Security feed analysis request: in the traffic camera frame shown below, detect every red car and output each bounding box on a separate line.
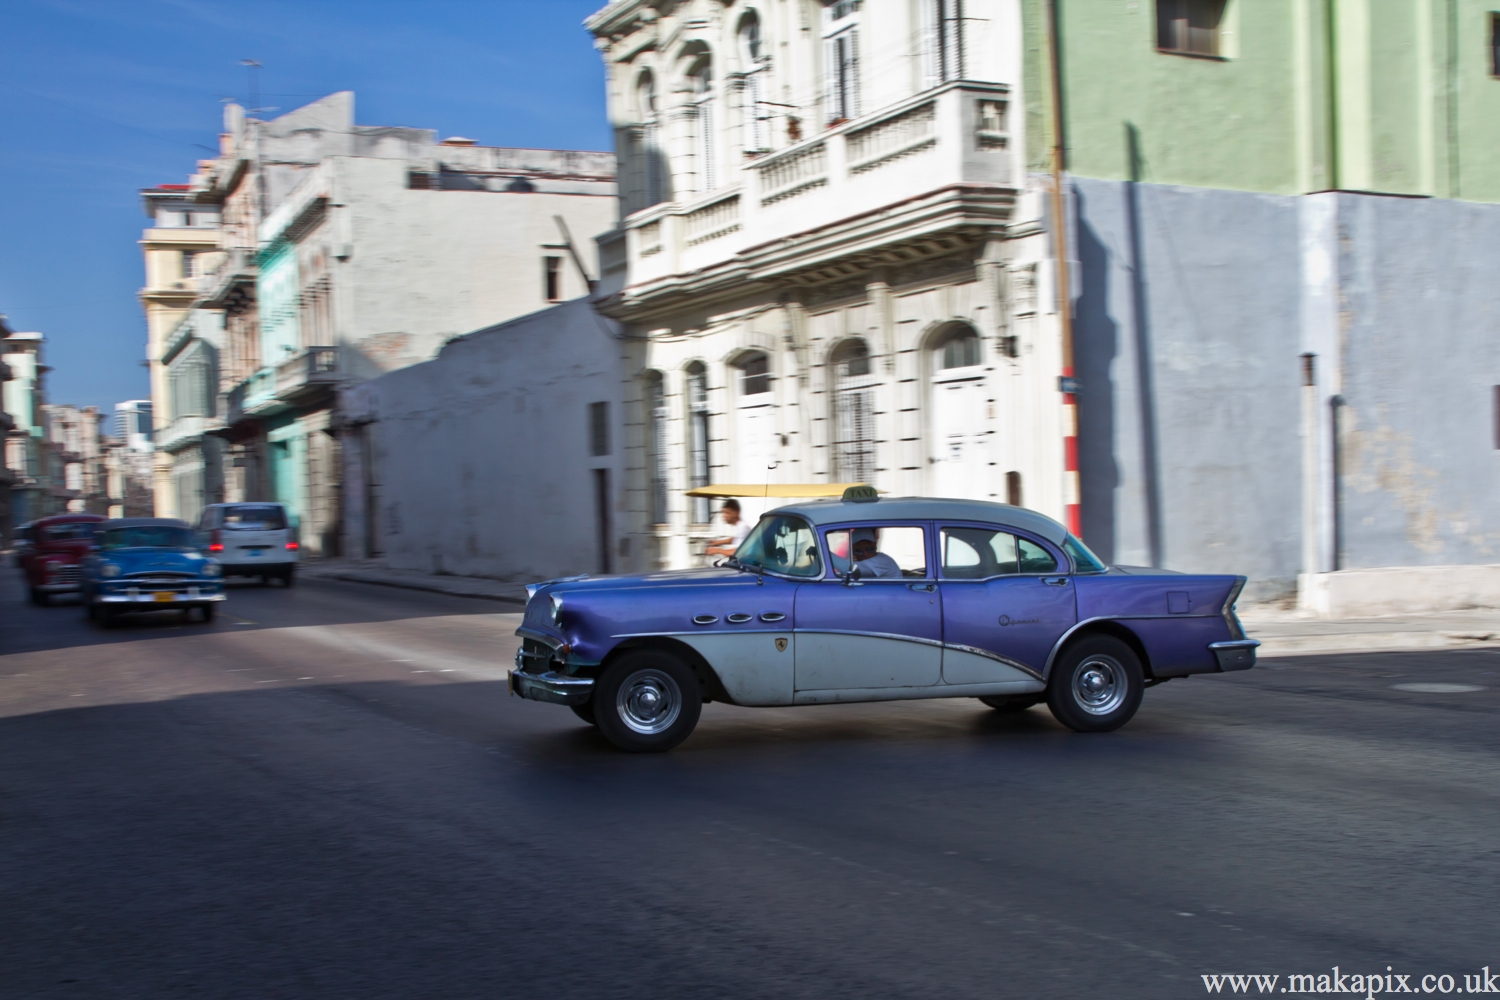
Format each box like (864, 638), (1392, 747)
(19, 513), (106, 606)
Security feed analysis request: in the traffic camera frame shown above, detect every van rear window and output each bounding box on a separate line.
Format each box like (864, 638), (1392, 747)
(222, 506), (287, 531)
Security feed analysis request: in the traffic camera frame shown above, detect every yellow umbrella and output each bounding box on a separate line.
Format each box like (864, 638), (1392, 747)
(684, 483), (883, 499)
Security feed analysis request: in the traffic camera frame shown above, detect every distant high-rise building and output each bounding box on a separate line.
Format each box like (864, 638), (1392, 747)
(113, 400), (154, 452)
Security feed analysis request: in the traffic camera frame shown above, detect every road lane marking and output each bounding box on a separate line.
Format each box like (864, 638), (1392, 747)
(1391, 683), (1485, 693)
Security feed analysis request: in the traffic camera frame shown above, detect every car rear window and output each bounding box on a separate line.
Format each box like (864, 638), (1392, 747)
(41, 523), (97, 543)
(221, 505), (287, 531)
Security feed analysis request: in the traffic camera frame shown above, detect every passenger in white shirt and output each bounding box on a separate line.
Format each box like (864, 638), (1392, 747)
(706, 499), (753, 559)
(851, 527), (903, 579)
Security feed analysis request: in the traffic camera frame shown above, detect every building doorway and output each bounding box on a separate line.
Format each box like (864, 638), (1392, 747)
(928, 324), (988, 500)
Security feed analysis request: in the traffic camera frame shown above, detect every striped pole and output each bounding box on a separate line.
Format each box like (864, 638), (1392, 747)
(1047, 0), (1082, 538)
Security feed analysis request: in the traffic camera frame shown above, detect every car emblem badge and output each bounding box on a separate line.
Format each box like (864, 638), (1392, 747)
(775, 637), (788, 653)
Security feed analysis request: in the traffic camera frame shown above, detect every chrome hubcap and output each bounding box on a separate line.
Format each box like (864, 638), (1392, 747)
(1072, 655), (1126, 715)
(617, 668), (682, 735)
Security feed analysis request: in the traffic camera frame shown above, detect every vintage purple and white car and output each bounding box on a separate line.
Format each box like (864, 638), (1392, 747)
(509, 494), (1259, 752)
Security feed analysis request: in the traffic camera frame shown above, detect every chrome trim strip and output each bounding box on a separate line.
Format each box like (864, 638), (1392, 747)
(941, 642), (1043, 680)
(508, 668), (595, 707)
(515, 625), (566, 649)
(1208, 639), (1260, 650)
(1042, 616), (1125, 681)
(692, 614), (719, 625)
(726, 613), (754, 623)
(759, 611), (787, 622)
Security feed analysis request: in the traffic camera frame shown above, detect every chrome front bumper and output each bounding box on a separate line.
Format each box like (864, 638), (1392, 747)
(37, 582), (81, 593)
(1208, 639), (1260, 671)
(97, 589), (227, 604)
(508, 665), (594, 706)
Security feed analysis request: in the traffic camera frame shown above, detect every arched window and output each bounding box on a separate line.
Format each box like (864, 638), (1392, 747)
(646, 371), (669, 525)
(935, 325), (981, 370)
(829, 339), (875, 484)
(736, 351), (772, 396)
(928, 323), (988, 499)
(685, 362), (711, 524)
(636, 71), (665, 208)
(688, 54), (717, 193)
(738, 11), (768, 153)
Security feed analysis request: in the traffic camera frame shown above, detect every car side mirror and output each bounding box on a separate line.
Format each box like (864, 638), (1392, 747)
(840, 566), (863, 587)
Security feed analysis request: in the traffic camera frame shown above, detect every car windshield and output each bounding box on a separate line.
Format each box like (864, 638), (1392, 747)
(221, 505), (287, 530)
(733, 515), (822, 578)
(102, 527), (195, 550)
(1063, 533), (1107, 573)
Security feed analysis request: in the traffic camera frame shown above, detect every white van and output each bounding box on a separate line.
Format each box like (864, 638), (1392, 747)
(196, 503), (299, 586)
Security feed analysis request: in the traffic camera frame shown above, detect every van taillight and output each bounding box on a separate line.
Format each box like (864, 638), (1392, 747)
(209, 529), (223, 553)
(285, 541), (299, 550)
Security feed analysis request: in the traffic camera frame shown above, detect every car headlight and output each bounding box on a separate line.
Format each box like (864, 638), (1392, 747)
(100, 562), (122, 579)
(550, 594), (564, 625)
(202, 561), (223, 578)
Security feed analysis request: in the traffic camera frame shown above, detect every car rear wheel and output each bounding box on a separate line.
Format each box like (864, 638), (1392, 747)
(1046, 635), (1144, 733)
(593, 650), (701, 753)
(281, 567), (296, 588)
(198, 603), (217, 623)
(978, 695), (1042, 713)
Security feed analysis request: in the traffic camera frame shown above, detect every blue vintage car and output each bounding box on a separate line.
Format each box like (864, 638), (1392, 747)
(80, 518), (226, 625)
(509, 495), (1259, 752)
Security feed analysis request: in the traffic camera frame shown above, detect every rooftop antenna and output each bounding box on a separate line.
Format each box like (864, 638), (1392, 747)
(241, 59), (262, 115)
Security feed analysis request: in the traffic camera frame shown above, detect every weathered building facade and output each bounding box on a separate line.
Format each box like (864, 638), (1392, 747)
(586, 0), (1073, 571)
(1030, 0), (1500, 604)
(137, 184), (223, 519)
(180, 93), (616, 555)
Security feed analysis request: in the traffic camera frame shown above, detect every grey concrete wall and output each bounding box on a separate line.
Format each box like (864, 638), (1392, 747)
(1072, 178), (1500, 600)
(335, 156), (617, 384)
(341, 298), (637, 581)
(1072, 177), (1305, 599)
(1334, 194), (1500, 568)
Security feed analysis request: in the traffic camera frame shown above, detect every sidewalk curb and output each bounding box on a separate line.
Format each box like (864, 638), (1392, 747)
(312, 570), (526, 607)
(1256, 632), (1500, 658)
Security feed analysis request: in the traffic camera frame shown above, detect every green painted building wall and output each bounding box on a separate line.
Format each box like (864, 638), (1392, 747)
(1026, 0), (1500, 201)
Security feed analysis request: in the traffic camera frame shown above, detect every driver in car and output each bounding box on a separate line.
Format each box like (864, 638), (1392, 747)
(851, 528), (902, 579)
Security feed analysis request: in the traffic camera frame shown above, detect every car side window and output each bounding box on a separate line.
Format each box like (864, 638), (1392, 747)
(825, 526), (928, 580)
(940, 527), (1058, 579)
(735, 515), (822, 578)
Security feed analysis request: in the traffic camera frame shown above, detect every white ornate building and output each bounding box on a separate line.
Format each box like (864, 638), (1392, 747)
(586, 0), (1071, 570)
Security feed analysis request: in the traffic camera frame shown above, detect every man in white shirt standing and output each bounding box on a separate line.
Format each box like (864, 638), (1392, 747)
(706, 499), (752, 559)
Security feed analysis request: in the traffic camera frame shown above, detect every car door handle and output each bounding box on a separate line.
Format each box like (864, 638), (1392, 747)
(1041, 577), (1070, 587)
(907, 583), (936, 593)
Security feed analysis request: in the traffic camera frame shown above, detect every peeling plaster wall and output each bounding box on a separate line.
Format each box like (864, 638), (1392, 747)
(340, 298), (636, 580)
(1335, 194), (1500, 567)
(1073, 177), (1500, 599)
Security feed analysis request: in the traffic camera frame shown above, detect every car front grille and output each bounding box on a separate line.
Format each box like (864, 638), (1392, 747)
(51, 565), (80, 583)
(124, 572), (194, 582)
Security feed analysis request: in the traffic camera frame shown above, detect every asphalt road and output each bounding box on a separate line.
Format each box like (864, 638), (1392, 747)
(2, 571), (1498, 999)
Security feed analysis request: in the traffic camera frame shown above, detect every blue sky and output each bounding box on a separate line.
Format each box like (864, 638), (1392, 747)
(0, 0), (610, 413)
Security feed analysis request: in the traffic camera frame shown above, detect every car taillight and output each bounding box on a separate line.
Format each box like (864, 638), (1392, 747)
(209, 528), (223, 553)
(286, 541), (299, 550)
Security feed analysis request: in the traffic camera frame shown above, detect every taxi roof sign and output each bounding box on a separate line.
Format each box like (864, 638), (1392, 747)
(841, 485), (880, 503)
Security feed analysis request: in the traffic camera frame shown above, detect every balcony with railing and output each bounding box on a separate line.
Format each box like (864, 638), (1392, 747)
(618, 80), (1012, 295)
(198, 246), (256, 308)
(225, 347), (341, 426)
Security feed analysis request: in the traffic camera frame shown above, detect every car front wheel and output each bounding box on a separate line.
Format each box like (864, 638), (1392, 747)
(1046, 635), (1144, 733)
(593, 650), (702, 753)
